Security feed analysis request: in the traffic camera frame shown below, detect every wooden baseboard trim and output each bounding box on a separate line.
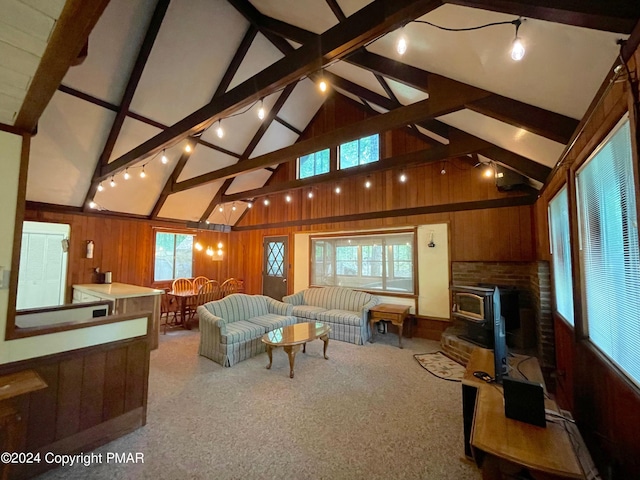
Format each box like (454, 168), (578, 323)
(412, 315), (451, 341)
(13, 407), (145, 479)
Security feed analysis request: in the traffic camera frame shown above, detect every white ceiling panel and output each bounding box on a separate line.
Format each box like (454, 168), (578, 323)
(177, 147), (238, 182)
(327, 61), (389, 99)
(129, 0), (249, 125)
(225, 169), (272, 195)
(107, 117), (161, 163)
(386, 79), (429, 105)
(251, 0), (338, 34)
(277, 78), (326, 131)
(62, 0), (156, 105)
(1, 0), (56, 41)
(336, 0), (374, 17)
(27, 91), (115, 206)
(20, 0), (66, 19)
(0, 20), (47, 57)
(367, 4), (623, 119)
(226, 32), (285, 91)
(206, 202), (248, 225)
(438, 109), (565, 167)
(249, 122), (299, 159)
(158, 182), (223, 221)
(0, 64), (30, 90)
(200, 92), (282, 156)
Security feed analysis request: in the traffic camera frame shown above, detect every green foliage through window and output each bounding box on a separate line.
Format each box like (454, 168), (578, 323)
(154, 232), (193, 281)
(339, 134), (379, 169)
(298, 149), (330, 179)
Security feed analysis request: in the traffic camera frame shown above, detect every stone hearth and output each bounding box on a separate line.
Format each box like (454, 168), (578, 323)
(440, 327), (477, 366)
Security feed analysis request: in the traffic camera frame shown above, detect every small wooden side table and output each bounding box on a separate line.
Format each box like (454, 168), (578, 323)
(369, 304), (411, 348)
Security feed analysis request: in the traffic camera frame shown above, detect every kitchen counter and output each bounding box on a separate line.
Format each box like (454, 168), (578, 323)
(72, 283), (163, 349)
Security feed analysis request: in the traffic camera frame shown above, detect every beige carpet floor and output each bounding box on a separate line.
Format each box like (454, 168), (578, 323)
(36, 327), (481, 480)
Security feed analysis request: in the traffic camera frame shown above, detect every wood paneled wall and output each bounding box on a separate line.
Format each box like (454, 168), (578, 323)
(533, 44), (640, 478)
(0, 335), (149, 479)
(23, 209), (231, 298)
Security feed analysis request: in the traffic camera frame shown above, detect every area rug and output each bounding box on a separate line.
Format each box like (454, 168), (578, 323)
(414, 351), (465, 382)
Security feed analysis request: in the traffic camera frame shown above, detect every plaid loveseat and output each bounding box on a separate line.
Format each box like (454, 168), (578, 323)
(282, 287), (379, 345)
(198, 294), (296, 367)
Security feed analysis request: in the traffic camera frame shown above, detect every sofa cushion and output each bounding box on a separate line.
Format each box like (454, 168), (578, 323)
(204, 294), (269, 323)
(220, 320), (267, 344)
(316, 309), (361, 326)
(248, 314), (297, 331)
(291, 305), (327, 320)
(303, 287), (374, 311)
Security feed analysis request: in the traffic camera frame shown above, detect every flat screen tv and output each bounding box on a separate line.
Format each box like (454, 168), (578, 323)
(492, 287), (509, 384)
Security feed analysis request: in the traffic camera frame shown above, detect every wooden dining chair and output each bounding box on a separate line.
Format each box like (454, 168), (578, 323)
(192, 276), (209, 292)
(160, 290), (179, 334)
(172, 277), (193, 293)
(220, 278), (241, 297)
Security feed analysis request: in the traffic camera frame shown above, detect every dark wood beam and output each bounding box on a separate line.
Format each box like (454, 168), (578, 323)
(442, 0), (640, 34)
(98, 0), (443, 181)
(84, 0), (170, 210)
(274, 116), (302, 135)
(198, 82), (298, 222)
(232, 195), (536, 231)
(255, 18), (578, 144)
(477, 144), (551, 182)
(326, 0), (347, 22)
(14, 0), (111, 132)
(149, 137), (197, 219)
(172, 83), (490, 192)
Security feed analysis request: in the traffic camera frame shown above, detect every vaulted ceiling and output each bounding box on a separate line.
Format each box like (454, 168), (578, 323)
(5, 0), (639, 225)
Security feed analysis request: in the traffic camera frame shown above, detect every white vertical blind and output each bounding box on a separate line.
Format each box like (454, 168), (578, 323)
(576, 116), (640, 385)
(548, 186), (574, 324)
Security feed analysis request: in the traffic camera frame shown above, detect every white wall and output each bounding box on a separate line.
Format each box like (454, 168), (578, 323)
(292, 224), (450, 318)
(0, 131), (148, 365)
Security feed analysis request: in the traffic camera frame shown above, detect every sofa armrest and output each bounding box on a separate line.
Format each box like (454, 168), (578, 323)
(282, 291), (304, 306)
(197, 306), (228, 334)
(265, 296), (294, 316)
(360, 297), (381, 321)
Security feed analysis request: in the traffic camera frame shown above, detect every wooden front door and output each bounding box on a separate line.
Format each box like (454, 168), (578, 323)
(262, 236), (288, 301)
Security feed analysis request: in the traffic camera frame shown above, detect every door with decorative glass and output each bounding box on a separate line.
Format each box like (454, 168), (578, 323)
(262, 236), (288, 300)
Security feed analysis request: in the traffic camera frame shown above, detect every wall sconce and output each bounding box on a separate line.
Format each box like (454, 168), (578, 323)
(428, 232), (436, 248)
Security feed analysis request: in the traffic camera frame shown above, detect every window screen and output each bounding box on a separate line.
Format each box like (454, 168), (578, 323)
(548, 186), (574, 325)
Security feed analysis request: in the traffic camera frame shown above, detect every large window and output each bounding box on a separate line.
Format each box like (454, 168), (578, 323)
(339, 134), (379, 169)
(154, 232), (194, 281)
(311, 231), (414, 293)
(576, 115), (640, 385)
(548, 186), (574, 325)
(298, 149), (330, 179)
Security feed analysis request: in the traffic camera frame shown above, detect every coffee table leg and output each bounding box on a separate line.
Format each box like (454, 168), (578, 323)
(266, 345), (273, 370)
(320, 334), (329, 360)
(283, 345), (301, 378)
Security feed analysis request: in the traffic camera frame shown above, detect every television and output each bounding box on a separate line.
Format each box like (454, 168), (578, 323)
(492, 287), (509, 384)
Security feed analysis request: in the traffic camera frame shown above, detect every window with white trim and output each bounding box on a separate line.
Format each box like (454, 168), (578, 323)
(311, 231), (414, 293)
(154, 232), (194, 281)
(548, 186), (574, 325)
(576, 115), (640, 385)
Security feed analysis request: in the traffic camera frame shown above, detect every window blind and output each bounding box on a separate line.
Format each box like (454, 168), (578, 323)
(548, 187), (574, 325)
(576, 116), (640, 385)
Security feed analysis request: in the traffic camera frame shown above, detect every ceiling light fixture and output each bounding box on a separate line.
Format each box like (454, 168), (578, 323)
(110, 176), (116, 188)
(216, 120), (224, 139)
(161, 149), (168, 164)
(124, 169), (130, 180)
(97, 183), (104, 192)
(365, 177), (372, 189)
(195, 242), (203, 251)
(285, 194), (292, 203)
(247, 202), (253, 209)
(318, 70), (328, 93)
(308, 191), (314, 199)
(185, 144), (192, 153)
(483, 164), (494, 178)
(89, 201), (97, 209)
(511, 19), (525, 61)
(232, 203), (237, 211)
(140, 166), (146, 178)
(264, 198), (270, 206)
(399, 172), (407, 183)
(258, 99), (266, 120)
(396, 27), (408, 55)
(335, 185), (341, 194)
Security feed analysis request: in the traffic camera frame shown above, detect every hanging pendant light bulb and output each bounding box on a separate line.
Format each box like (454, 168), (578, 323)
(219, 206), (224, 212)
(124, 169), (130, 180)
(335, 185), (341, 194)
(258, 99), (266, 120)
(365, 177), (372, 189)
(263, 198), (270, 206)
(483, 165), (494, 178)
(216, 120), (224, 139)
(307, 190), (314, 199)
(110, 176), (116, 188)
(232, 203), (237, 211)
(399, 172), (407, 183)
(89, 201), (97, 209)
(195, 242), (203, 251)
(285, 194), (292, 203)
(161, 149), (168, 164)
(318, 70), (328, 93)
(97, 182), (104, 192)
(140, 166), (146, 178)
(247, 202), (253, 209)
(206, 246), (214, 256)
(185, 144), (192, 153)
(397, 27), (408, 55)
(511, 19), (525, 61)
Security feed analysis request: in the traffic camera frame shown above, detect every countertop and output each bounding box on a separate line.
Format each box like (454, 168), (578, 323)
(73, 283), (164, 299)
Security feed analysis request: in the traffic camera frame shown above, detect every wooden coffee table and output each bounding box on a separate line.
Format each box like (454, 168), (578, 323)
(261, 322), (330, 378)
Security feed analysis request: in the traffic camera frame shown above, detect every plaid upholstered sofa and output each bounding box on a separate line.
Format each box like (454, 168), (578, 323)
(198, 293), (296, 367)
(283, 287), (380, 345)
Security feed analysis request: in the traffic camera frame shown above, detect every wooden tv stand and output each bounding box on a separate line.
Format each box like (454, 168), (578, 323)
(462, 348), (587, 479)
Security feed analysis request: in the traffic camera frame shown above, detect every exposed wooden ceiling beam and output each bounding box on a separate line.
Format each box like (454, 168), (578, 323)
(442, 0), (640, 34)
(198, 82), (298, 222)
(84, 0), (170, 210)
(253, 16), (580, 144)
(14, 0), (111, 132)
(98, 0), (443, 182)
(171, 80), (490, 193)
